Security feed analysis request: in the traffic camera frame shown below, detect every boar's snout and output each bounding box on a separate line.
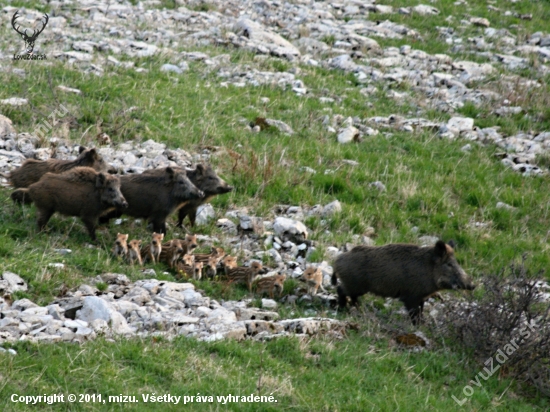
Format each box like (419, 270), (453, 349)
(453, 271), (475, 291)
(118, 199), (129, 209)
(218, 185), (233, 194)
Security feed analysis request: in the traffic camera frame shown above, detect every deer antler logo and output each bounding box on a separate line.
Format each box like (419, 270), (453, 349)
(11, 11), (49, 55)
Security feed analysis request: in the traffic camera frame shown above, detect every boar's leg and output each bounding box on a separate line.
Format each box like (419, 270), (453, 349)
(98, 209), (122, 225)
(176, 206), (188, 227)
(36, 208), (55, 232)
(188, 208), (198, 227)
(81, 216), (98, 241)
(11, 189), (33, 205)
(336, 285), (348, 309)
(402, 297), (423, 325)
(150, 218), (167, 235)
(176, 204), (197, 228)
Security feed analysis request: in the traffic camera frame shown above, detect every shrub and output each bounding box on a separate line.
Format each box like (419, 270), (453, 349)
(438, 255), (550, 396)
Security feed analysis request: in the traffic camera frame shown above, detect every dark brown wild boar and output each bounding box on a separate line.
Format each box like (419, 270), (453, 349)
(177, 164), (233, 228)
(331, 240), (475, 324)
(10, 146), (114, 195)
(101, 167), (204, 234)
(12, 167), (127, 241)
(143, 164), (232, 228)
(163, 234), (198, 254)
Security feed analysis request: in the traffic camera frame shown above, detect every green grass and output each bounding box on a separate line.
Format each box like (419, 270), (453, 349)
(1, 0), (550, 409)
(1, 333), (547, 411)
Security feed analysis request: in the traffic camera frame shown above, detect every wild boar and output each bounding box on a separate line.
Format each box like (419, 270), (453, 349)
(225, 261), (265, 292)
(143, 164), (232, 228)
(300, 266), (325, 296)
(164, 234), (197, 254)
(10, 146), (114, 193)
(101, 167), (204, 234)
(193, 247), (225, 278)
(254, 274), (286, 298)
(141, 232), (164, 264)
(112, 233), (129, 259)
(176, 258), (204, 281)
(127, 239), (143, 266)
(159, 239), (185, 269)
(222, 255), (238, 276)
(13, 167), (127, 241)
(331, 240), (475, 324)
(177, 164), (233, 228)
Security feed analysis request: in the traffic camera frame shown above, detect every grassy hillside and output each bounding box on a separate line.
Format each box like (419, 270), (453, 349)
(1, 0), (549, 410)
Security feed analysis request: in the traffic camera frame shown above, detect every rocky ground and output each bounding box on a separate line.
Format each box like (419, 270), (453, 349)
(0, 271), (352, 346)
(2, 0), (550, 348)
(2, 0), (550, 174)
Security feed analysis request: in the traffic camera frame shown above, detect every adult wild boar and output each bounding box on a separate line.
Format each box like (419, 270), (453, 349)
(10, 146), (114, 190)
(143, 164), (232, 228)
(12, 167), (127, 241)
(331, 240), (475, 324)
(103, 167), (204, 234)
(177, 164), (233, 227)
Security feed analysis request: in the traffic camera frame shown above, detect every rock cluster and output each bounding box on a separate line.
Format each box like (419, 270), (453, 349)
(0, 271), (351, 345)
(1, 1), (550, 174)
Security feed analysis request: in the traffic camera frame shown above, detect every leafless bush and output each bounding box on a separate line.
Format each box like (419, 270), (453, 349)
(438, 255), (550, 396)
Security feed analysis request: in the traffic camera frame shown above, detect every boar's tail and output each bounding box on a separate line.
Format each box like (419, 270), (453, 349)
(11, 188), (33, 205)
(331, 272), (338, 286)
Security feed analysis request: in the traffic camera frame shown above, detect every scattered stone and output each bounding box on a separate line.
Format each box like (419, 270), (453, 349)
(338, 126), (360, 144)
(0, 272), (28, 294)
(261, 299), (278, 310)
(273, 217), (308, 243)
(195, 204), (216, 226)
(160, 64), (183, 74)
(0, 98), (28, 106)
(470, 17), (490, 28)
(322, 200), (342, 216)
(370, 181), (387, 192)
(412, 5), (440, 15)
(0, 115), (16, 137)
(496, 202), (516, 210)
(57, 85), (82, 94)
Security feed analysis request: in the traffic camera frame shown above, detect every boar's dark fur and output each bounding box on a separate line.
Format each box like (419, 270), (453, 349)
(176, 164), (233, 228)
(142, 164), (232, 228)
(101, 167), (203, 234)
(9, 146), (114, 196)
(13, 167), (127, 241)
(331, 240), (475, 324)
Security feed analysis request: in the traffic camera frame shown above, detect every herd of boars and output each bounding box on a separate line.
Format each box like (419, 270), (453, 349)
(7, 146), (233, 240)
(5, 146), (476, 324)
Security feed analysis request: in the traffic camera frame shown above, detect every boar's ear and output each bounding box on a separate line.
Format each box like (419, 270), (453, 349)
(434, 240), (448, 258)
(78, 146), (87, 154)
(165, 167), (175, 181)
(196, 164), (205, 175)
(96, 173), (107, 188)
(88, 148), (98, 159)
(447, 239), (456, 250)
